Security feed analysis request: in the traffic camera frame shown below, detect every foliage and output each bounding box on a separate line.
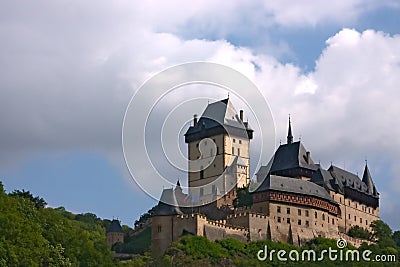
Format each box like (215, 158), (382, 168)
(370, 220), (397, 248)
(113, 226), (152, 254)
(9, 189), (47, 209)
(155, 235), (400, 267)
(0, 182), (119, 266)
(234, 186), (253, 208)
(393, 231), (400, 248)
(348, 225), (372, 240)
(134, 206), (157, 228)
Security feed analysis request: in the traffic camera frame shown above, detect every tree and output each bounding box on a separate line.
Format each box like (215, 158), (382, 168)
(348, 225), (371, 240)
(233, 187), (253, 208)
(370, 220), (396, 248)
(9, 189), (47, 209)
(393, 231), (400, 248)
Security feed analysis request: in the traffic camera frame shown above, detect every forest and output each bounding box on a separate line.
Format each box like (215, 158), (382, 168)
(1, 180), (399, 266)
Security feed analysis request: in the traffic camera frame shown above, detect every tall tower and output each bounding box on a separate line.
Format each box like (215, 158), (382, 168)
(184, 98), (253, 204)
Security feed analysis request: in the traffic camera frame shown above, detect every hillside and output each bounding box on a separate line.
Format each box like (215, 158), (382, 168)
(1, 179), (399, 266)
(0, 181), (118, 266)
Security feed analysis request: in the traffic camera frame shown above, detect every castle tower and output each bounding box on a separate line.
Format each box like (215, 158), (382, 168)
(184, 98), (253, 204)
(106, 219), (124, 247)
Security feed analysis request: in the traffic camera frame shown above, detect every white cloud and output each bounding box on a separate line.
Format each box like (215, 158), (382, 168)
(1, 1), (400, 227)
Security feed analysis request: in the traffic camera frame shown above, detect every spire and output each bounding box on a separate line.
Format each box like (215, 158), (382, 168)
(175, 179), (182, 193)
(287, 114), (293, 144)
(362, 161), (375, 195)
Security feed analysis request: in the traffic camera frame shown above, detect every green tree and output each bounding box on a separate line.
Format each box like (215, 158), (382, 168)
(234, 186), (253, 208)
(370, 220), (396, 248)
(393, 231), (400, 248)
(9, 189), (47, 209)
(348, 225), (371, 240)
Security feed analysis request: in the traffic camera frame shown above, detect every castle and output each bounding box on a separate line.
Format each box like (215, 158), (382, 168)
(151, 98), (380, 256)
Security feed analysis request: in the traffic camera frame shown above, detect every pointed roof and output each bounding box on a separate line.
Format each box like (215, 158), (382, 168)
(185, 98), (253, 142)
(154, 188), (183, 216)
(269, 141), (318, 173)
(310, 168), (336, 192)
(287, 115), (293, 144)
(362, 164), (377, 195)
(328, 165), (378, 197)
(106, 219), (124, 233)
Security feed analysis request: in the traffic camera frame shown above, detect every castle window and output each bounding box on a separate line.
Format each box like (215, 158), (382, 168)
(200, 168), (204, 179)
(239, 140), (242, 144)
(366, 220), (368, 226)
(354, 216), (356, 222)
(277, 217), (281, 223)
(322, 214), (325, 221)
(298, 219), (301, 225)
(314, 212), (317, 219)
(360, 218), (362, 223)
(305, 210), (309, 217)
(233, 138), (236, 143)
(287, 218), (290, 224)
(340, 197), (342, 203)
(306, 221), (310, 227)
(348, 214), (351, 219)
(157, 225), (162, 233)
(238, 148), (240, 156)
(298, 209), (301, 216)
(332, 219), (335, 225)
(232, 147), (234, 155)
(277, 206), (281, 213)
(287, 208), (290, 214)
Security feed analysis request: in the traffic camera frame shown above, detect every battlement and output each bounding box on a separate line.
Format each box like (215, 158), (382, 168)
(205, 218), (248, 232)
(228, 212), (268, 220)
(176, 213), (207, 220)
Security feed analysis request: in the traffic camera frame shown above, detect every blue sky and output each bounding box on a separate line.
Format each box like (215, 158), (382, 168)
(0, 1), (400, 230)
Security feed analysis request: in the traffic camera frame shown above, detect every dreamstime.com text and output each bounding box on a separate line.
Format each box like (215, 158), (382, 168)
(257, 239), (397, 263)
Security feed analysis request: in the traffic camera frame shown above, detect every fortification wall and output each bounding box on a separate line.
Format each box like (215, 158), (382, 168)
(203, 219), (248, 242)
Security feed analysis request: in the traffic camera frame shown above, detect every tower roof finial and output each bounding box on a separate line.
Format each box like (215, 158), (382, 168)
(287, 114), (293, 144)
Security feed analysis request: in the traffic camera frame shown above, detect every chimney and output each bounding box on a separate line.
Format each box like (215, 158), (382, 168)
(193, 114), (198, 127)
(240, 110), (244, 122)
(306, 151), (311, 164)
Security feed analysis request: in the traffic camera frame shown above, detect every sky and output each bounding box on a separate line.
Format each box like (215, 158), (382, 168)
(0, 0), (400, 230)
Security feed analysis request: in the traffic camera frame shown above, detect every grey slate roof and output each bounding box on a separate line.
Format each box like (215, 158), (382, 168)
(154, 188), (183, 216)
(107, 219), (124, 233)
(254, 175), (337, 204)
(329, 165), (379, 197)
(362, 164), (378, 195)
(310, 168), (337, 192)
(269, 141), (318, 173)
(185, 98), (253, 141)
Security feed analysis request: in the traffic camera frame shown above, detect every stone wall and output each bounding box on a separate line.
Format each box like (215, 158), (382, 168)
(106, 232), (124, 247)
